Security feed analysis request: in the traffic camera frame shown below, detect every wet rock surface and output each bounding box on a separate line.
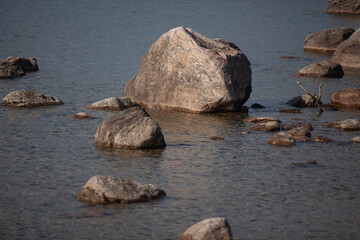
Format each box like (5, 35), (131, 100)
(1, 90), (63, 107)
(77, 175), (166, 204)
(70, 112), (92, 119)
(122, 27), (252, 113)
(314, 136), (334, 143)
(243, 117), (280, 123)
(0, 56), (39, 79)
(350, 136), (360, 143)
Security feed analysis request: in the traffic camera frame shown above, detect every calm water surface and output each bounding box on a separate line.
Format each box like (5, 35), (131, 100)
(1, 0), (360, 239)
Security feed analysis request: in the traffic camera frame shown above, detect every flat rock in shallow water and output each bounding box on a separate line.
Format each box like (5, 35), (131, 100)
(77, 175), (166, 204)
(314, 136), (334, 143)
(94, 106), (166, 149)
(279, 109), (300, 113)
(249, 122), (281, 132)
(244, 117), (280, 123)
(331, 88), (360, 109)
(303, 27), (354, 52)
(350, 136), (360, 143)
(71, 112), (92, 119)
(178, 217), (233, 240)
(288, 127), (311, 140)
(266, 132), (295, 146)
(122, 26), (252, 113)
(326, 119), (360, 131)
(87, 97), (135, 110)
(0, 56), (39, 79)
(295, 61), (344, 78)
(326, 0), (360, 14)
(1, 90), (63, 107)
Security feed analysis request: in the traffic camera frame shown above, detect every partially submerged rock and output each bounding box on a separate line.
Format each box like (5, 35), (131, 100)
(243, 117), (280, 123)
(331, 88), (360, 109)
(1, 90), (63, 107)
(350, 136), (360, 143)
(288, 127), (311, 140)
(178, 217), (233, 240)
(77, 175), (166, 204)
(314, 136), (334, 143)
(326, 119), (360, 131)
(249, 121), (281, 132)
(295, 61), (344, 78)
(94, 106), (166, 149)
(250, 103), (265, 109)
(326, 0), (360, 14)
(287, 94), (320, 107)
(122, 27), (252, 113)
(87, 97), (135, 110)
(210, 136), (224, 141)
(289, 161), (317, 168)
(331, 28), (360, 69)
(266, 132), (295, 146)
(279, 109), (300, 113)
(71, 112), (92, 119)
(303, 27), (354, 52)
(0, 56), (39, 79)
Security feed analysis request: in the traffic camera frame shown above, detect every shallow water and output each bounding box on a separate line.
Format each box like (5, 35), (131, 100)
(1, 0), (360, 239)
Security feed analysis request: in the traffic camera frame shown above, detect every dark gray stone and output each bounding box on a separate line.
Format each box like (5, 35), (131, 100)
(0, 57), (39, 79)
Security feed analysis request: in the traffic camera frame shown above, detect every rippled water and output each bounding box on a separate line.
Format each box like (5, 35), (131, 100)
(1, 0), (360, 239)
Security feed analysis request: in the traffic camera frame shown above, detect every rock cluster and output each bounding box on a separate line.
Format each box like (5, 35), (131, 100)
(1, 90), (63, 107)
(77, 175), (166, 204)
(122, 26), (252, 113)
(0, 56), (39, 79)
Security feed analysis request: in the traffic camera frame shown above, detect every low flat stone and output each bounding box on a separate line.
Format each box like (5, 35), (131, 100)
(0, 56), (39, 79)
(178, 217), (233, 240)
(287, 94), (319, 107)
(332, 28), (360, 69)
(326, 0), (360, 14)
(279, 109), (300, 113)
(331, 88), (360, 109)
(1, 90), (63, 107)
(266, 132), (295, 146)
(94, 106), (166, 149)
(243, 117), (280, 123)
(210, 136), (224, 141)
(249, 121), (281, 132)
(289, 161), (317, 168)
(71, 112), (92, 119)
(314, 136), (334, 143)
(288, 127), (311, 140)
(326, 119), (360, 131)
(350, 136), (360, 143)
(323, 104), (338, 111)
(77, 175), (166, 204)
(304, 27), (354, 51)
(295, 61), (344, 78)
(87, 97), (135, 110)
(250, 103), (265, 109)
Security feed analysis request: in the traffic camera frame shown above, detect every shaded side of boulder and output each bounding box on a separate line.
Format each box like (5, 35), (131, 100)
(0, 57), (39, 79)
(326, 119), (360, 131)
(1, 90), (63, 107)
(249, 122), (281, 132)
(266, 132), (295, 146)
(326, 0), (360, 14)
(77, 175), (166, 204)
(331, 88), (360, 109)
(287, 94), (318, 107)
(295, 61), (344, 78)
(331, 28), (360, 69)
(94, 106), (166, 149)
(87, 97), (135, 110)
(304, 27), (354, 51)
(122, 26), (252, 113)
(178, 217), (233, 240)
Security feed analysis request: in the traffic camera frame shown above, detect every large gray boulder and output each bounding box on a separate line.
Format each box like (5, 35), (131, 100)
(295, 61), (344, 78)
(303, 27), (354, 52)
(122, 27), (251, 113)
(331, 88), (360, 109)
(331, 28), (360, 69)
(326, 0), (360, 14)
(94, 106), (166, 149)
(0, 56), (39, 79)
(178, 217), (233, 240)
(87, 97), (135, 110)
(77, 175), (166, 204)
(1, 90), (63, 107)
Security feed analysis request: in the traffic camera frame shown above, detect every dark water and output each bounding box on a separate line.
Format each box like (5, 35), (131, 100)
(1, 0), (360, 239)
